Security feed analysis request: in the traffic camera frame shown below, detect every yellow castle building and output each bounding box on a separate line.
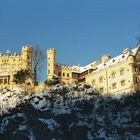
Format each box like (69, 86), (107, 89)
(47, 44), (140, 94)
(0, 43), (140, 94)
(0, 45), (32, 88)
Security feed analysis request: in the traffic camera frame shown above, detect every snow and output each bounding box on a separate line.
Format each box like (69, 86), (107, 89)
(38, 118), (60, 130)
(18, 125), (27, 131)
(91, 47), (138, 73)
(79, 47), (139, 74)
(0, 88), (28, 115)
(28, 130), (36, 140)
(98, 128), (106, 138)
(54, 46), (139, 75)
(0, 83), (139, 139)
(0, 117), (9, 133)
(32, 97), (46, 110)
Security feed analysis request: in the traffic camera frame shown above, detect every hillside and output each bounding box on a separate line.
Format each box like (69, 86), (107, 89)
(0, 83), (140, 140)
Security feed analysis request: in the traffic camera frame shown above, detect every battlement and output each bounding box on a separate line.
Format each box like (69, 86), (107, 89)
(22, 45), (32, 50)
(0, 45), (32, 58)
(56, 63), (80, 71)
(47, 48), (56, 53)
(0, 50), (20, 57)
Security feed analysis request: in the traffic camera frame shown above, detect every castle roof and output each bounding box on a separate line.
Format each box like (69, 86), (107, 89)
(79, 61), (97, 73)
(56, 45), (140, 74)
(89, 46), (139, 73)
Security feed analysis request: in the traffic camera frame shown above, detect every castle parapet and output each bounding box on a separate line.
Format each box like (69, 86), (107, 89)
(0, 50), (20, 57)
(47, 48), (56, 53)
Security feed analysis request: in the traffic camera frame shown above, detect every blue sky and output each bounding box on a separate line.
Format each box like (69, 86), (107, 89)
(0, 0), (140, 81)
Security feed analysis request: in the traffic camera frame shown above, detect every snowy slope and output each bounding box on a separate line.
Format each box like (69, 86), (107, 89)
(0, 83), (140, 140)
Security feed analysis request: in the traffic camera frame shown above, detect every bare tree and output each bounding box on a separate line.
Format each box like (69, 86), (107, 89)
(32, 45), (45, 85)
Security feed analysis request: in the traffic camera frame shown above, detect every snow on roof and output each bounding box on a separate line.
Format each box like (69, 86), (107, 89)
(79, 61), (97, 73)
(77, 47), (139, 74)
(56, 46), (140, 74)
(56, 63), (70, 67)
(91, 47), (139, 73)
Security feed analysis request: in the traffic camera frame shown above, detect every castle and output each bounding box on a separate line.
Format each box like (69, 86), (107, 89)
(0, 44), (140, 94)
(47, 44), (140, 94)
(0, 45), (32, 88)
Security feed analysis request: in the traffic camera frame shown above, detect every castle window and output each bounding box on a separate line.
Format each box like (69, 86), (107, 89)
(121, 80), (125, 86)
(100, 87), (104, 93)
(4, 79), (7, 84)
(99, 77), (103, 83)
(63, 73), (65, 77)
(112, 59), (115, 63)
(18, 64), (21, 68)
(13, 64), (16, 69)
(112, 83), (116, 89)
(13, 59), (15, 62)
(48, 63), (50, 66)
(67, 73), (69, 77)
(111, 72), (116, 78)
(135, 77), (138, 83)
(1, 64), (9, 69)
(58, 72), (61, 76)
(120, 69), (124, 75)
(27, 82), (31, 85)
(48, 70), (50, 74)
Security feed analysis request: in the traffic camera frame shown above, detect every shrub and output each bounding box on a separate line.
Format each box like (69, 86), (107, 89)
(44, 75), (60, 87)
(13, 69), (32, 84)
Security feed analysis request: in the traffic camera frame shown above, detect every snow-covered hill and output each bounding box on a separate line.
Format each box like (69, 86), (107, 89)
(0, 83), (140, 140)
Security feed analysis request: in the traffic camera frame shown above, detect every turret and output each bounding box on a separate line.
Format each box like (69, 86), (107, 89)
(47, 48), (56, 80)
(123, 48), (132, 55)
(21, 45), (32, 70)
(101, 54), (111, 63)
(6, 50), (11, 56)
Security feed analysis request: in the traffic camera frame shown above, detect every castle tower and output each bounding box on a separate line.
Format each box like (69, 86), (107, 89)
(21, 45), (32, 70)
(47, 48), (56, 80)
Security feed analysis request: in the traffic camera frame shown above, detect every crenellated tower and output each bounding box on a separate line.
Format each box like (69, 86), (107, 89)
(47, 48), (56, 80)
(21, 45), (32, 70)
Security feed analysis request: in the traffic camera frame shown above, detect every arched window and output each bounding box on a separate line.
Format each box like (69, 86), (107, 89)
(99, 77), (103, 83)
(111, 72), (116, 78)
(112, 83), (117, 89)
(99, 87), (104, 93)
(12, 64), (16, 69)
(120, 69), (124, 76)
(121, 80), (125, 86)
(1, 64), (9, 69)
